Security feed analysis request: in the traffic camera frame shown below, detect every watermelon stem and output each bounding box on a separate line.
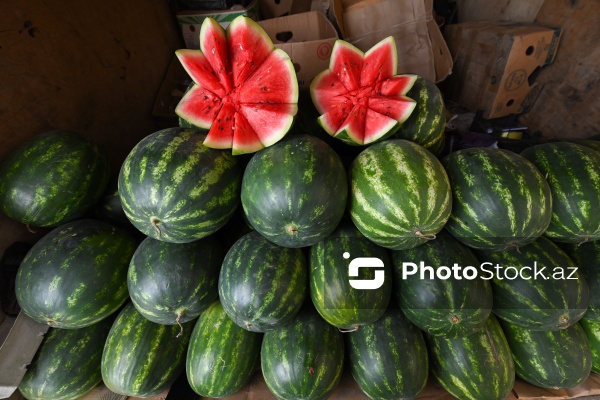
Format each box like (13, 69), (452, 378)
(415, 230), (436, 240)
(505, 241), (521, 254)
(578, 236), (590, 246)
(26, 224), (36, 234)
(339, 325), (359, 333)
(151, 218), (162, 238)
(175, 312), (184, 338)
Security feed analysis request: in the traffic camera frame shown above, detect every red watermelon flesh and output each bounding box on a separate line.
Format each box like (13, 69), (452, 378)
(310, 37), (417, 145)
(176, 16), (298, 154)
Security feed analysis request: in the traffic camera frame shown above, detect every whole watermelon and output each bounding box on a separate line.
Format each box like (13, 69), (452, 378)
(0, 130), (109, 227)
(118, 127), (242, 243)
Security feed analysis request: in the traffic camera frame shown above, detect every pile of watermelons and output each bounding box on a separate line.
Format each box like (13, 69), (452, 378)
(1, 15), (600, 400)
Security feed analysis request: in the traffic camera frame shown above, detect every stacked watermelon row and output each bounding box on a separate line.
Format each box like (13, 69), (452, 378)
(1, 14), (600, 400)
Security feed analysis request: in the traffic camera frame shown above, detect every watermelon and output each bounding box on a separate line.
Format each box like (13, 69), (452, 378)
(101, 302), (193, 397)
(118, 127), (242, 243)
(186, 300), (262, 397)
(15, 219), (137, 329)
(442, 147), (552, 250)
(261, 304), (345, 400)
(425, 314), (515, 400)
(391, 232), (493, 338)
(395, 76), (446, 155)
(218, 231), (307, 332)
(345, 308), (428, 400)
(474, 236), (589, 331)
(575, 139), (600, 153)
(499, 318), (592, 389)
(127, 235), (223, 329)
(175, 16), (298, 154)
(310, 36), (417, 145)
(579, 318), (600, 374)
(0, 130), (109, 228)
(309, 222), (391, 330)
(18, 316), (114, 400)
(241, 134), (347, 248)
(348, 139), (452, 250)
(521, 142), (600, 243)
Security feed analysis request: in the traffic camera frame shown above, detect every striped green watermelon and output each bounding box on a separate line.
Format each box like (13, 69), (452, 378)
(579, 318), (600, 374)
(101, 302), (194, 397)
(474, 236), (589, 331)
(0, 130), (109, 228)
(442, 147), (552, 250)
(261, 304), (345, 400)
(186, 300), (262, 397)
(558, 240), (600, 321)
(575, 139), (600, 153)
(176, 16), (298, 154)
(127, 235), (223, 328)
(118, 127), (242, 243)
(218, 231), (307, 332)
(18, 316), (114, 400)
(391, 232), (493, 338)
(345, 308), (428, 400)
(15, 219), (137, 329)
(310, 37), (417, 145)
(241, 134), (347, 248)
(499, 318), (592, 389)
(348, 139), (451, 250)
(309, 222), (391, 330)
(521, 142), (600, 243)
(395, 76), (446, 156)
(425, 314), (515, 400)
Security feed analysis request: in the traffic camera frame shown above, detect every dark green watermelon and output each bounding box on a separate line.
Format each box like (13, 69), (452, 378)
(18, 316), (114, 400)
(345, 308), (428, 400)
(261, 304), (345, 400)
(186, 300), (262, 397)
(101, 302), (193, 397)
(218, 231), (307, 332)
(118, 127), (242, 243)
(0, 130), (110, 227)
(442, 147), (552, 250)
(127, 235), (223, 328)
(579, 318), (600, 374)
(499, 318), (592, 389)
(474, 236), (589, 331)
(15, 219), (137, 329)
(426, 314), (515, 400)
(241, 134), (347, 248)
(309, 222), (391, 330)
(391, 232), (493, 338)
(521, 142), (600, 243)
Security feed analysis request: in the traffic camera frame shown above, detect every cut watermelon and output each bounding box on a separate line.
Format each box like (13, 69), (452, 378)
(176, 16), (299, 154)
(310, 36), (417, 145)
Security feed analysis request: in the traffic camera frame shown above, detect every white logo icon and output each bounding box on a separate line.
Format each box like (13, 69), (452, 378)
(344, 252), (385, 290)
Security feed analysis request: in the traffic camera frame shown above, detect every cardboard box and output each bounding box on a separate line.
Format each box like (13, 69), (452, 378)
(152, 55), (192, 129)
(327, 0), (453, 83)
(443, 20), (562, 119)
(257, 11), (339, 89)
(257, 0), (312, 20)
(177, 0), (260, 49)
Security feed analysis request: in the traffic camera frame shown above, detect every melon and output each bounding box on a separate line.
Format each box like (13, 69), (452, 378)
(175, 16), (298, 154)
(310, 36), (417, 145)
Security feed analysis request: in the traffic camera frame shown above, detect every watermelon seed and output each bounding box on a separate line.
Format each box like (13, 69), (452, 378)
(151, 217), (162, 238)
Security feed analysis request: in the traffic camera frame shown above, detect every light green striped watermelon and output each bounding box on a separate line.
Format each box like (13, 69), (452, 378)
(261, 304), (345, 400)
(18, 316), (114, 400)
(15, 219), (137, 329)
(186, 300), (262, 397)
(426, 314), (515, 400)
(309, 222), (392, 330)
(475, 236), (589, 331)
(241, 134), (347, 248)
(521, 142), (600, 243)
(499, 318), (592, 389)
(176, 16), (298, 154)
(442, 147), (552, 250)
(391, 232), (493, 338)
(579, 318), (600, 374)
(0, 130), (109, 227)
(118, 127), (242, 243)
(101, 302), (194, 397)
(127, 235), (223, 328)
(218, 231), (307, 332)
(345, 308), (428, 400)
(310, 37), (417, 146)
(348, 139), (452, 250)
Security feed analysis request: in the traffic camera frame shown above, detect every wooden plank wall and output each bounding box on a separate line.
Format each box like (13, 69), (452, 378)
(0, 1), (183, 252)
